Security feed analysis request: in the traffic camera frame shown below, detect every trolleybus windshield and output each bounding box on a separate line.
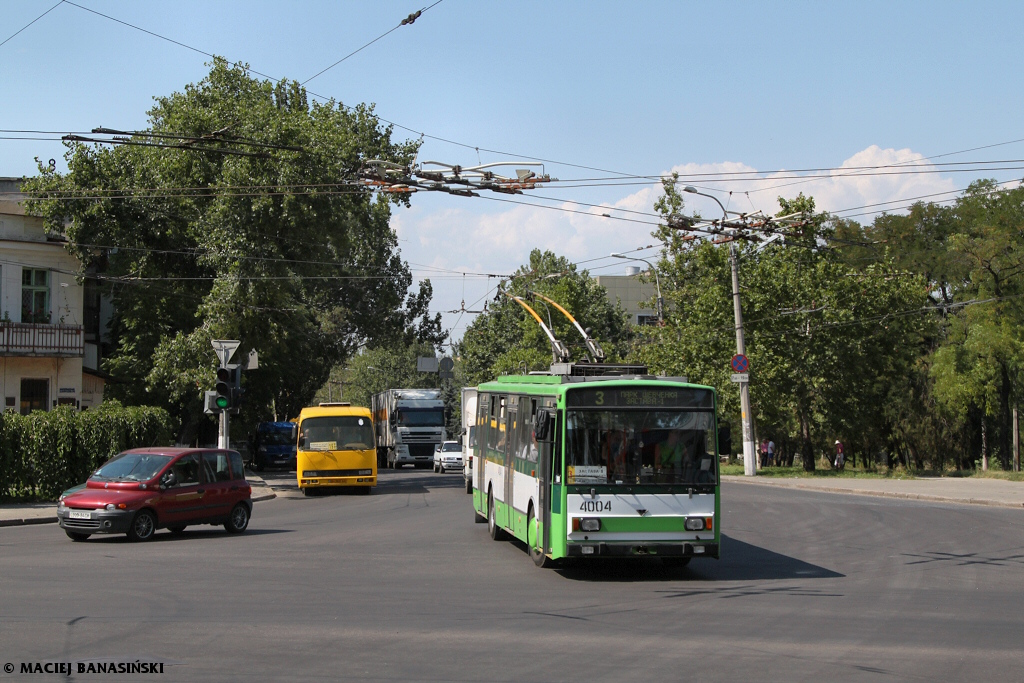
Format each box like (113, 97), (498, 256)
(565, 408), (718, 486)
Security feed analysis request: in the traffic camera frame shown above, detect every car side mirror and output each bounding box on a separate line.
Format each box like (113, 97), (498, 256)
(717, 425), (732, 456)
(290, 424), (298, 441)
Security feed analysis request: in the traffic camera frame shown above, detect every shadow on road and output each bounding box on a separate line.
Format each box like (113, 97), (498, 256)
(77, 528), (293, 543)
(554, 534), (844, 584)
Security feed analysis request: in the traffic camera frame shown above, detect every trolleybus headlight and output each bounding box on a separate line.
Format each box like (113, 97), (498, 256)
(579, 518), (601, 532)
(684, 517), (706, 531)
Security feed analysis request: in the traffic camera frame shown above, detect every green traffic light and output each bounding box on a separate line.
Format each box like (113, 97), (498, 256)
(215, 396), (230, 409)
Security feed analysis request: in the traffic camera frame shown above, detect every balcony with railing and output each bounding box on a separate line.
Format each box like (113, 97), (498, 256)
(0, 322), (84, 357)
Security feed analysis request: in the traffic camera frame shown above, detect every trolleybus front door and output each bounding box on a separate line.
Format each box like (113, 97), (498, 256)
(503, 406), (516, 530)
(537, 411), (553, 558)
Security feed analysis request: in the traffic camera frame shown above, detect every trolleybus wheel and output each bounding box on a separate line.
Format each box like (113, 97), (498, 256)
(488, 490), (504, 541)
(527, 506), (553, 568)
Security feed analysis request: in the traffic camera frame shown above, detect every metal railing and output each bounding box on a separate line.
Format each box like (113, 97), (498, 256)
(0, 322), (84, 356)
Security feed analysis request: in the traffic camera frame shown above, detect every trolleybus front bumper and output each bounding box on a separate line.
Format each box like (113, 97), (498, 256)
(566, 542), (719, 559)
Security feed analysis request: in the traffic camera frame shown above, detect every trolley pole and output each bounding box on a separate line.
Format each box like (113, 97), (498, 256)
(683, 186), (757, 475)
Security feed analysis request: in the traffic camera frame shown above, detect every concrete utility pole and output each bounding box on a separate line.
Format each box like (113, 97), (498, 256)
(683, 186), (757, 476)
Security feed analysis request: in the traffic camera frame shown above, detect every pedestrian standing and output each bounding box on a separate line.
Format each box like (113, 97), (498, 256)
(834, 440), (845, 471)
(767, 439), (775, 467)
(759, 439), (768, 468)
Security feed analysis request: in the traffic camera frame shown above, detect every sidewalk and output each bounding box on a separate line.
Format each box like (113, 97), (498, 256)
(723, 474), (1024, 509)
(0, 474), (276, 528)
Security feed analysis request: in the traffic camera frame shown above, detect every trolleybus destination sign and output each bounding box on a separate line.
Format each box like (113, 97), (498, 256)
(566, 387), (713, 409)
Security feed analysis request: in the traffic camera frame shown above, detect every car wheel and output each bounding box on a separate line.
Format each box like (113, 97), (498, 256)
(528, 506), (552, 568)
(488, 490), (504, 541)
(168, 526), (187, 535)
(65, 531), (90, 542)
(433, 462), (438, 473)
(126, 510), (156, 542)
(359, 486), (371, 495)
(439, 465), (445, 474)
(224, 503), (250, 534)
(302, 487), (312, 496)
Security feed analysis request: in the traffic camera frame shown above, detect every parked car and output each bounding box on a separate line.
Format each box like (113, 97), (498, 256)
(433, 440), (463, 473)
(251, 421), (297, 471)
(57, 448), (252, 542)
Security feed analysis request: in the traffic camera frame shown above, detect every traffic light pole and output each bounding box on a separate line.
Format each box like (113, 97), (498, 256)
(219, 410), (230, 449)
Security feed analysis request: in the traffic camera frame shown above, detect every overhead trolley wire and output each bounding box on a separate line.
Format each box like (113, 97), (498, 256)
(0, 0), (64, 49)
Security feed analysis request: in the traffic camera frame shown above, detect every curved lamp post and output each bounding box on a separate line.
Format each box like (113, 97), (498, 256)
(609, 253), (663, 325)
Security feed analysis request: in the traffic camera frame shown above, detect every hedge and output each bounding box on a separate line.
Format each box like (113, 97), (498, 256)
(0, 401), (173, 499)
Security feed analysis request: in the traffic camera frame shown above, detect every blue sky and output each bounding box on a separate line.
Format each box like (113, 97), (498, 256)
(3, 1), (1023, 340)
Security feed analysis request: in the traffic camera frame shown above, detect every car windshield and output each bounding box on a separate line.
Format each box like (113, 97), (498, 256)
(441, 443), (462, 452)
(91, 453), (173, 482)
(261, 429), (293, 446)
(397, 409), (444, 427)
(565, 409), (718, 486)
(301, 416), (373, 451)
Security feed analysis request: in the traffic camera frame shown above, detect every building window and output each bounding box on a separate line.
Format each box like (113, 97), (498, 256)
(637, 314), (660, 326)
(20, 378), (48, 415)
(21, 269), (50, 323)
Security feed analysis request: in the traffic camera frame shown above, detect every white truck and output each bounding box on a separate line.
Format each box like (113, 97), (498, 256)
(461, 387), (478, 493)
(371, 388), (446, 469)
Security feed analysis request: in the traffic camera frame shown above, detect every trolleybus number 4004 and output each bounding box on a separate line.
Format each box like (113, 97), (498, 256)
(580, 500), (612, 512)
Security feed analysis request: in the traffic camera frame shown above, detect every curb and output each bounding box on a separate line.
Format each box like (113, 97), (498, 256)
(1, 490), (277, 528)
(724, 476), (1024, 510)
(0, 515), (57, 527)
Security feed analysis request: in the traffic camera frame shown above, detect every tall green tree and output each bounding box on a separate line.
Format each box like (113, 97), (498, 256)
(637, 180), (930, 470)
(25, 60), (441, 441)
(930, 181), (1024, 470)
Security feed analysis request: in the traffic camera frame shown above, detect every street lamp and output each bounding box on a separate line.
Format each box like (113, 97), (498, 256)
(609, 253), (663, 325)
(682, 185), (757, 477)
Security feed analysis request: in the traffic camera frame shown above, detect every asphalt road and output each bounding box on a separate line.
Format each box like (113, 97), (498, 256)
(1, 468), (1022, 682)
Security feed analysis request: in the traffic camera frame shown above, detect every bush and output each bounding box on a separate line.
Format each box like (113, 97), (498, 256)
(0, 401), (173, 499)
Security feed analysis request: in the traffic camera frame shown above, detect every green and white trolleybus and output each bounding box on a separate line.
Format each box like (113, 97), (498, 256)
(471, 363), (729, 568)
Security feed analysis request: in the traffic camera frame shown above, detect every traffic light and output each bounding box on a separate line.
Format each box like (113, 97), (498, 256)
(212, 363), (245, 412)
(215, 366), (232, 411)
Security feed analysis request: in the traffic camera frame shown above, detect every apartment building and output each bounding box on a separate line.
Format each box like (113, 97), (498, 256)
(0, 178), (107, 413)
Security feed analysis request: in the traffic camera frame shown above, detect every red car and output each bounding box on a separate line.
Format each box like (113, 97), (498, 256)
(57, 448), (252, 542)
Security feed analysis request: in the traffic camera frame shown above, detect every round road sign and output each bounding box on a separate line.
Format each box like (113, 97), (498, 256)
(731, 354), (749, 373)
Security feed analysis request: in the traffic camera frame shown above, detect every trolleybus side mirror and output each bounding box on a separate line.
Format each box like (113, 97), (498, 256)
(535, 409), (554, 441)
(717, 425), (732, 456)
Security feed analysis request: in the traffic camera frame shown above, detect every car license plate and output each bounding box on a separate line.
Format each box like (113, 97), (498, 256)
(68, 510), (91, 520)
